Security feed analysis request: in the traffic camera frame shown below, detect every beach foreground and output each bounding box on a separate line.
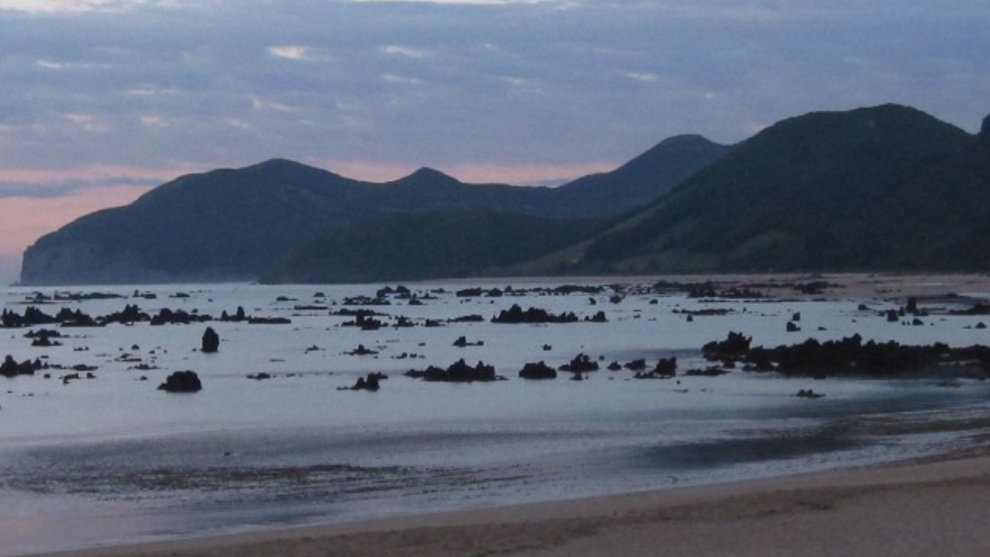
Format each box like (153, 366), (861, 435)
(32, 453), (990, 557)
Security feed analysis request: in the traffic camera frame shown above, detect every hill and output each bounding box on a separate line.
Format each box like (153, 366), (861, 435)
(19, 138), (726, 285)
(262, 209), (610, 284)
(526, 104), (990, 275)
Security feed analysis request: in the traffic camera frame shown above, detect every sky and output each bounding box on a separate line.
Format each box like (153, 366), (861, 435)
(1, 0), (988, 283)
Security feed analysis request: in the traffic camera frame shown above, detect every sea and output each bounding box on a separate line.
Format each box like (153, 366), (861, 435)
(1, 278), (989, 556)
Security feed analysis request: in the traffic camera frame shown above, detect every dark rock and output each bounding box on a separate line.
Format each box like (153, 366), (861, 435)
(248, 316), (291, 325)
(404, 359), (503, 382)
(150, 308), (208, 325)
(559, 353), (599, 373)
(585, 311), (608, 323)
(684, 366), (730, 376)
(795, 389), (824, 399)
(29, 329), (62, 347)
(634, 357), (677, 379)
(519, 361), (558, 380)
(453, 336), (483, 347)
(201, 327), (220, 353)
(448, 314), (485, 323)
(623, 358), (647, 371)
(786, 321), (800, 332)
(342, 372), (385, 391)
(345, 344), (378, 356)
(736, 334), (990, 379)
(1, 355), (43, 377)
(158, 370), (202, 393)
(702, 332), (751, 360)
(1, 306), (57, 328)
(492, 304), (579, 324)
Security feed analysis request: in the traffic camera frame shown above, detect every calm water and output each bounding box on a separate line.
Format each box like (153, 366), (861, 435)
(1, 278), (988, 555)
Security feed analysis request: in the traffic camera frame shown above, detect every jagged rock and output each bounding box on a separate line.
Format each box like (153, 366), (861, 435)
(201, 327), (220, 353)
(158, 370), (202, 392)
(453, 336), (483, 347)
(404, 359), (503, 382)
(341, 372), (385, 391)
(1, 355), (46, 377)
(56, 308), (101, 327)
(634, 357), (677, 379)
(624, 359), (648, 371)
(737, 334), (990, 379)
(519, 361), (558, 380)
(702, 332), (751, 360)
(559, 353), (599, 373)
(29, 329), (62, 347)
(492, 304), (579, 324)
(585, 311), (608, 323)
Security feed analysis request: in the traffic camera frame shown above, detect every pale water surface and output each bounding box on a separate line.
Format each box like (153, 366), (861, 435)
(1, 279), (988, 555)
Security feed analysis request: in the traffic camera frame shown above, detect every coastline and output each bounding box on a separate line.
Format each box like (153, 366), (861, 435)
(27, 451), (990, 557)
(7, 272), (990, 557)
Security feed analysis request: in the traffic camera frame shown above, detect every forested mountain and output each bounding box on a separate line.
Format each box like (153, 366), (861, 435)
(523, 104), (990, 275)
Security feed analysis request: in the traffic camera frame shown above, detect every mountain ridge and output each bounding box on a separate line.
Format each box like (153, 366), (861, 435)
(523, 103), (990, 275)
(20, 135), (727, 285)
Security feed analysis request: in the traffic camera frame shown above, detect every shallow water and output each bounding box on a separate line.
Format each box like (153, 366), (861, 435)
(1, 279), (988, 555)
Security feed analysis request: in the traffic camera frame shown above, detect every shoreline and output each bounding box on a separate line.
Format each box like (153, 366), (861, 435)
(8, 272), (990, 557)
(26, 451), (990, 557)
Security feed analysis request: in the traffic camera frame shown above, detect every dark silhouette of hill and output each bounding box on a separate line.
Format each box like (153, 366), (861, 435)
(262, 209), (611, 284)
(20, 136), (725, 284)
(527, 104), (990, 275)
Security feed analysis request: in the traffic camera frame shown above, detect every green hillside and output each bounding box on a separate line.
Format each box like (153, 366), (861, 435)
(543, 104), (990, 274)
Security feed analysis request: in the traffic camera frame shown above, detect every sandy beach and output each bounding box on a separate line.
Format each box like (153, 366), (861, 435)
(28, 451), (990, 557)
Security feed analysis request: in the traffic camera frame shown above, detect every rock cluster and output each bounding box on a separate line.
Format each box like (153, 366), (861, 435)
(404, 359), (504, 382)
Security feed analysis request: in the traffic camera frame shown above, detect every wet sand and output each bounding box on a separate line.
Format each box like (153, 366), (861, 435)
(30, 452), (990, 557)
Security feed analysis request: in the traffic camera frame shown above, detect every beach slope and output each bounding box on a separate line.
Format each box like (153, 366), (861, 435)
(32, 454), (990, 557)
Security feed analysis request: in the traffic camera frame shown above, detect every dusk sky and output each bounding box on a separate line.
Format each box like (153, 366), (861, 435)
(1, 0), (988, 283)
